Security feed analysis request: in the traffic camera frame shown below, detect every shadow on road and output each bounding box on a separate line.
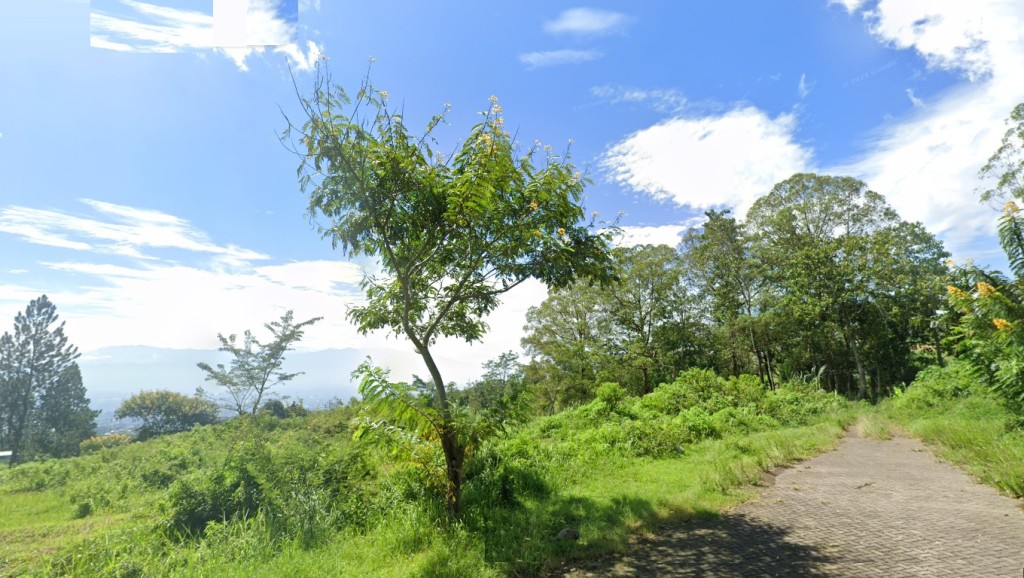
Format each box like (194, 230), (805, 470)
(563, 512), (834, 577)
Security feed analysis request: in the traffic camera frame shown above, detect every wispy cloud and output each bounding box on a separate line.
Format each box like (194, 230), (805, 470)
(543, 7), (632, 36)
(798, 73), (813, 98)
(603, 107), (812, 217)
(0, 200), (548, 385)
(591, 85), (687, 113)
(905, 88), (924, 107)
(519, 49), (602, 69)
(90, 0), (322, 72)
(0, 199), (268, 264)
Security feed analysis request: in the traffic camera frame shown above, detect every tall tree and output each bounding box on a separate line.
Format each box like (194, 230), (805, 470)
(522, 280), (608, 406)
(34, 363), (99, 458)
(197, 311), (321, 416)
(287, 67), (615, 515)
(0, 295), (83, 464)
(681, 210), (774, 384)
(601, 244), (698, 394)
(746, 174), (948, 398)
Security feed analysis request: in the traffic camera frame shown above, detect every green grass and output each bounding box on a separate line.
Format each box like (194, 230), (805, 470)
(0, 373), (854, 577)
(876, 361), (1024, 498)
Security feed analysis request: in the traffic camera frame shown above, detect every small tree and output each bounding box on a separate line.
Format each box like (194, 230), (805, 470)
(285, 65), (616, 515)
(114, 390), (220, 440)
(197, 311), (321, 416)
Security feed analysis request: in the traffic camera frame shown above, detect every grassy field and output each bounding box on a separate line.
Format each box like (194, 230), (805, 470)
(0, 371), (854, 577)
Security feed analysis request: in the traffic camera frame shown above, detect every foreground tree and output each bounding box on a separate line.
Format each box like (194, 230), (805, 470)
(286, 66), (615, 514)
(115, 389), (220, 440)
(197, 311), (321, 416)
(0, 296), (92, 464)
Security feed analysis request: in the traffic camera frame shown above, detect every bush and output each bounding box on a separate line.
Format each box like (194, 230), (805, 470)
(80, 433), (132, 455)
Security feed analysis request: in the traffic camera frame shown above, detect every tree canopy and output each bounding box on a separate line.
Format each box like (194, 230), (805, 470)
(286, 65), (616, 515)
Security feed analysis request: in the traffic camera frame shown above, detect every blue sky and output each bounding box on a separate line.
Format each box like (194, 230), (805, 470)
(1, 0), (1023, 389)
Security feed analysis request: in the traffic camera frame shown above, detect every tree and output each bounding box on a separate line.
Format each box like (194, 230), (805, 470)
(114, 389), (220, 440)
(197, 311), (321, 416)
(601, 244), (699, 394)
(286, 66), (616, 515)
(681, 210), (774, 384)
(522, 280), (609, 406)
(979, 102), (1024, 203)
(34, 363), (99, 458)
(746, 174), (948, 398)
(0, 296), (86, 464)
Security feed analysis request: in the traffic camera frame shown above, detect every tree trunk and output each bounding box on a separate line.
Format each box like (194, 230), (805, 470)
(847, 329), (869, 400)
(415, 342), (464, 516)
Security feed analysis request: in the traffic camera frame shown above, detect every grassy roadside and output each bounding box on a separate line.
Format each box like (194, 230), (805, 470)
(864, 361), (1024, 499)
(1, 374), (852, 577)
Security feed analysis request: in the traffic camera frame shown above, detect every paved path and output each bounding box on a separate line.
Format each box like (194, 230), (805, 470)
(564, 432), (1024, 577)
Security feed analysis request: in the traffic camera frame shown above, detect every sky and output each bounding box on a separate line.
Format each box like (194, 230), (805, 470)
(1, 0), (1023, 396)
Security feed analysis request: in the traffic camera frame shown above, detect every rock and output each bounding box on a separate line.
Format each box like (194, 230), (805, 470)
(555, 527), (580, 541)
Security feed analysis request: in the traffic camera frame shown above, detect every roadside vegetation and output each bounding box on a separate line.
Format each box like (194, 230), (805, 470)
(0, 369), (850, 577)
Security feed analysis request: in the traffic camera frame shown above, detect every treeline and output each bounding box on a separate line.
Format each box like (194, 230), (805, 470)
(519, 173), (949, 410)
(0, 296), (98, 464)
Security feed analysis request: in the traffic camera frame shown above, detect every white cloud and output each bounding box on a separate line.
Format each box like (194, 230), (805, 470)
(519, 49), (602, 69)
(0, 199), (268, 263)
(829, 0), (1024, 255)
(90, 0), (323, 72)
(543, 8), (631, 36)
(603, 107), (813, 217)
(798, 73), (812, 98)
(829, 0), (867, 14)
(591, 85), (686, 113)
(905, 88), (924, 107)
(863, 0), (1017, 82)
(614, 222), (704, 248)
(0, 200), (553, 385)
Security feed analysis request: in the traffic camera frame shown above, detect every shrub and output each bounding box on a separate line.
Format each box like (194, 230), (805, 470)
(80, 433), (132, 455)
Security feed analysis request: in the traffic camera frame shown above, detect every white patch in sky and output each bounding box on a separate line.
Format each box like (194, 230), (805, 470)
(0, 199), (267, 263)
(591, 85), (686, 113)
(603, 107), (812, 217)
(905, 88), (924, 107)
(614, 220), (706, 248)
(519, 49), (602, 69)
(90, 0), (321, 72)
(829, 0), (867, 14)
(543, 8), (632, 36)
(798, 73), (812, 98)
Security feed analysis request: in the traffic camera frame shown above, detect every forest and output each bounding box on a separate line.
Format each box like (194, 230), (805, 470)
(1, 68), (1023, 576)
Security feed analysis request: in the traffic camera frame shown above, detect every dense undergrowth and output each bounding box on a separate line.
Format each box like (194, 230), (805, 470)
(865, 359), (1024, 498)
(0, 370), (851, 577)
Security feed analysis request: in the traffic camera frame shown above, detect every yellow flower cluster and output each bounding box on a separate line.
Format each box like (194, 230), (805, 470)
(1006, 201), (1020, 215)
(529, 200), (539, 212)
(947, 285), (967, 298)
(976, 282), (996, 297)
(993, 318), (1013, 333)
